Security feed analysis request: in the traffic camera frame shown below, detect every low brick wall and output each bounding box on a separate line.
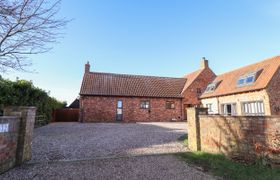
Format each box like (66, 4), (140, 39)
(0, 107), (36, 174)
(188, 108), (280, 163)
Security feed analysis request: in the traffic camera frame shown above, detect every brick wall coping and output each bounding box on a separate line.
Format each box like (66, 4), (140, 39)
(81, 94), (184, 99)
(4, 106), (36, 109)
(199, 114), (280, 119)
(0, 116), (19, 119)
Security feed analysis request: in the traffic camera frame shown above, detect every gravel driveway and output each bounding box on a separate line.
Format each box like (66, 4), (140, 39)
(29, 122), (188, 162)
(0, 122), (215, 180)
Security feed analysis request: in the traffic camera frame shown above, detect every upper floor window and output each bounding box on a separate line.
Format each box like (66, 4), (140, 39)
(166, 101), (175, 109)
(204, 81), (219, 93)
(237, 72), (257, 87)
(196, 88), (202, 95)
(140, 101), (150, 109)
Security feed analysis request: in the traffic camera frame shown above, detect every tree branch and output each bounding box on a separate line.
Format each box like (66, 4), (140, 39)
(0, 0), (69, 72)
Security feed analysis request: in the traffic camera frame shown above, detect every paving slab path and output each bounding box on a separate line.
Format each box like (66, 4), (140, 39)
(1, 122), (215, 180)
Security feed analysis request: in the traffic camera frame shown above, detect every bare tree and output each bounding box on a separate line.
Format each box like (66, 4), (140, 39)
(0, 0), (68, 72)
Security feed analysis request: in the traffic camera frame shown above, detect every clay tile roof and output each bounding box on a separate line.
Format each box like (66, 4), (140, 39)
(200, 56), (280, 99)
(80, 72), (187, 98)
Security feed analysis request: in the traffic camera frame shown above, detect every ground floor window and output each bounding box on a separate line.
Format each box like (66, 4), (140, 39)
(166, 101), (175, 109)
(206, 103), (213, 112)
(221, 103), (237, 116)
(140, 101), (150, 109)
(242, 101), (265, 116)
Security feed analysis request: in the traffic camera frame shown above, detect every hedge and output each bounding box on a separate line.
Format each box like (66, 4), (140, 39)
(0, 76), (66, 125)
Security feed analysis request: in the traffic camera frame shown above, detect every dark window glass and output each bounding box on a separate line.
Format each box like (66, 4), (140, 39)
(140, 101), (150, 109)
(246, 76), (254, 83)
(237, 72), (257, 87)
(197, 88), (202, 95)
(221, 103), (237, 116)
(237, 78), (245, 86)
(166, 101), (175, 109)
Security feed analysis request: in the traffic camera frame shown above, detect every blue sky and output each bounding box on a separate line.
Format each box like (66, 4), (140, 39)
(4, 0), (280, 104)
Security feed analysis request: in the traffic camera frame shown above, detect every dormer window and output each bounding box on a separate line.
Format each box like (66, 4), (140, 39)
(204, 82), (219, 93)
(237, 72), (257, 87)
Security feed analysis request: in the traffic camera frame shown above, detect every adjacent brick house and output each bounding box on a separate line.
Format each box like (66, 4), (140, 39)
(79, 58), (216, 122)
(200, 56), (280, 116)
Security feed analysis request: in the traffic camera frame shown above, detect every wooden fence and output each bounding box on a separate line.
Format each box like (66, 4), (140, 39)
(52, 108), (79, 122)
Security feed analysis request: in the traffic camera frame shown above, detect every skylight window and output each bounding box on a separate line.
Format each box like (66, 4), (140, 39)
(204, 82), (218, 93)
(237, 78), (245, 86)
(237, 72), (257, 87)
(246, 76), (254, 83)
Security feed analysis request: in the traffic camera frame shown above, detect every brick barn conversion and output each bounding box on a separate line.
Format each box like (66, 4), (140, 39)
(79, 58), (216, 122)
(201, 56), (280, 116)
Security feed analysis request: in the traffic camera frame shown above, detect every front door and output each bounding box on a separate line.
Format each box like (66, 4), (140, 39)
(116, 100), (123, 121)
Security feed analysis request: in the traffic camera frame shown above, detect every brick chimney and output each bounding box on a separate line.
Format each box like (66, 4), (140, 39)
(200, 57), (209, 69)
(85, 61), (90, 73)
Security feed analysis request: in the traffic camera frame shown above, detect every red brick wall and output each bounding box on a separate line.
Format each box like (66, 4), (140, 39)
(1, 107), (36, 174)
(182, 68), (216, 106)
(199, 115), (280, 162)
(0, 117), (20, 173)
(188, 108), (280, 163)
(267, 67), (280, 115)
(80, 96), (183, 122)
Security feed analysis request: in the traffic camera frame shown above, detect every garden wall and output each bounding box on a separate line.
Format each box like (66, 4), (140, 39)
(188, 107), (280, 164)
(0, 107), (36, 174)
(0, 116), (19, 174)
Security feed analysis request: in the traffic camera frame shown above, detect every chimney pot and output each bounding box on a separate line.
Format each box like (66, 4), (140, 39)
(201, 57), (209, 69)
(85, 61), (90, 73)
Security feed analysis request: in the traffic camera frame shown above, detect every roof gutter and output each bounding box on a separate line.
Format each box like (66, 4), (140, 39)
(199, 88), (266, 99)
(79, 93), (184, 99)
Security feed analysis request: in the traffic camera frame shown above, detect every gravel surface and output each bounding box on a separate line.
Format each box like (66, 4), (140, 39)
(30, 122), (188, 163)
(1, 155), (215, 180)
(0, 122), (215, 179)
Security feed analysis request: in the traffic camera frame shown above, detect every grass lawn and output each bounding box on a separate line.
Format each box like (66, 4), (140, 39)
(176, 134), (280, 180)
(178, 134), (188, 146)
(177, 152), (280, 180)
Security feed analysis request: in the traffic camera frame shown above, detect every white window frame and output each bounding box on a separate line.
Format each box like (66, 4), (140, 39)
(204, 81), (219, 93)
(221, 103), (237, 116)
(237, 72), (257, 87)
(140, 100), (150, 109)
(206, 103), (213, 112)
(166, 101), (175, 109)
(242, 101), (265, 116)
